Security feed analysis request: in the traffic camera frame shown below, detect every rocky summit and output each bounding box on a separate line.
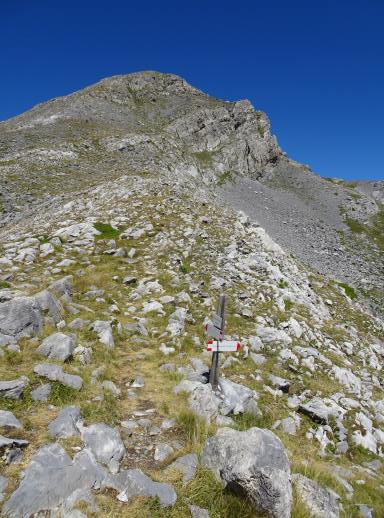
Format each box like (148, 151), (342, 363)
(0, 71), (383, 517)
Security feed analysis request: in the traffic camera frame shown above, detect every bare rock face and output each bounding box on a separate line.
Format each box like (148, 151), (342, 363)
(0, 296), (43, 344)
(166, 99), (280, 179)
(47, 406), (83, 439)
(2, 443), (107, 517)
(80, 423), (125, 474)
(201, 427), (292, 518)
(0, 411), (23, 430)
(292, 474), (340, 518)
(103, 468), (177, 507)
(36, 332), (75, 361)
(34, 363), (83, 390)
(0, 376), (29, 400)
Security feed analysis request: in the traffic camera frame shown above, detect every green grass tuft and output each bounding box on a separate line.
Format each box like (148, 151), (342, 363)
(337, 281), (357, 300)
(180, 261), (190, 274)
(94, 221), (120, 239)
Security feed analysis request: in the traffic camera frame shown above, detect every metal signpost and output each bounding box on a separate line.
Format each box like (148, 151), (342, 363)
(206, 295), (240, 390)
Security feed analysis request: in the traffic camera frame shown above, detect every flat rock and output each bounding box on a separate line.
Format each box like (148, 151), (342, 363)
(201, 427), (292, 518)
(218, 377), (260, 416)
(48, 276), (73, 298)
(34, 363), (83, 390)
(0, 376), (29, 399)
(104, 468), (177, 507)
(250, 352), (266, 365)
(48, 406), (83, 438)
(36, 332), (75, 361)
(81, 423), (125, 474)
(0, 411), (23, 430)
(0, 296), (43, 343)
(256, 326), (292, 346)
(292, 474), (340, 518)
(2, 443), (107, 517)
(168, 453), (198, 483)
(31, 383), (51, 401)
(299, 397), (345, 425)
(0, 475), (7, 503)
(189, 505), (210, 518)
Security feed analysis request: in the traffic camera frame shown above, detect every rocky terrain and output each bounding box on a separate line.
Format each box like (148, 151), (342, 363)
(0, 72), (383, 517)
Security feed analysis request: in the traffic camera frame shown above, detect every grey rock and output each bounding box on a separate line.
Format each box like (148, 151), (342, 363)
(0, 376), (29, 399)
(63, 511), (88, 518)
(68, 318), (87, 330)
(104, 468), (177, 507)
(218, 377), (260, 416)
(48, 406), (82, 438)
(2, 443), (107, 517)
(189, 505), (210, 518)
(292, 474), (340, 518)
(35, 289), (63, 323)
(298, 397), (344, 425)
(36, 332), (75, 361)
(0, 474), (8, 503)
(356, 504), (374, 518)
(81, 423), (125, 474)
(0, 435), (29, 450)
(362, 459), (382, 472)
(250, 352), (266, 365)
(90, 320), (114, 348)
(49, 276), (73, 298)
(102, 380), (121, 396)
(123, 276), (137, 285)
(6, 447), (24, 464)
(279, 416), (300, 435)
(188, 383), (220, 423)
(136, 418), (151, 429)
(124, 321), (148, 336)
(121, 419), (138, 430)
(0, 411), (23, 430)
(159, 363), (176, 373)
(161, 418), (176, 429)
(31, 383), (51, 401)
(269, 374), (291, 393)
(154, 443), (174, 462)
(168, 453), (198, 483)
(216, 415), (235, 426)
(0, 296), (43, 343)
(201, 427), (292, 518)
(331, 366), (362, 395)
(131, 376), (144, 388)
(34, 363), (83, 390)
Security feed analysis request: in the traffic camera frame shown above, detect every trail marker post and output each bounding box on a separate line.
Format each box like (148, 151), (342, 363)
(205, 295), (240, 390)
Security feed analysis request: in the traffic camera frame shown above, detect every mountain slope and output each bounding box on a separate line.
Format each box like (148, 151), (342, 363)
(0, 72), (382, 316)
(0, 72), (383, 517)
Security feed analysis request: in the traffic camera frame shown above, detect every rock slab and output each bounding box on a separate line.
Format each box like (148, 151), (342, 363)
(201, 427), (292, 518)
(292, 474), (340, 518)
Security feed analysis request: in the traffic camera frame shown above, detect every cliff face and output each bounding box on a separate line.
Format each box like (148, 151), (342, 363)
(0, 72), (281, 206)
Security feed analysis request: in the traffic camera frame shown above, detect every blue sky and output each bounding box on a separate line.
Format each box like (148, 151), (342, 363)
(1, 0), (383, 180)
